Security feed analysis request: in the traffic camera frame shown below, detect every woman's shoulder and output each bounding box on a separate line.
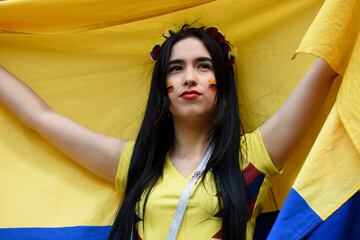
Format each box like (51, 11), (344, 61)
(115, 140), (135, 192)
(240, 128), (281, 176)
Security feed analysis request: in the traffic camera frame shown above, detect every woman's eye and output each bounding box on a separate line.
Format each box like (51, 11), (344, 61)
(198, 64), (213, 70)
(168, 65), (182, 73)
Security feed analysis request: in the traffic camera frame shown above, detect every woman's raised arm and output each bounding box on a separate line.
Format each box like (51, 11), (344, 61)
(260, 58), (338, 170)
(0, 66), (126, 183)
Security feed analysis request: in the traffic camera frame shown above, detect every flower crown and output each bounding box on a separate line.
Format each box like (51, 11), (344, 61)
(150, 26), (235, 65)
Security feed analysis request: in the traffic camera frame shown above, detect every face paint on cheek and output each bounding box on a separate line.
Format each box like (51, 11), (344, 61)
(208, 79), (217, 92)
(167, 82), (174, 93)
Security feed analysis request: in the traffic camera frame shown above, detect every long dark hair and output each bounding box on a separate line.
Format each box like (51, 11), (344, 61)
(108, 25), (247, 240)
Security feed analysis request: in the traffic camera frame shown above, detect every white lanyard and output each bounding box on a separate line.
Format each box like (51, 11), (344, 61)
(166, 145), (214, 240)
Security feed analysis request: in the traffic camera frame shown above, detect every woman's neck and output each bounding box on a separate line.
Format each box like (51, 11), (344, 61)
(171, 116), (211, 160)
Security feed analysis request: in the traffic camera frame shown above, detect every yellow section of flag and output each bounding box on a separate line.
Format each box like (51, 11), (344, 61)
(292, 0), (360, 220)
(3, 0), (356, 229)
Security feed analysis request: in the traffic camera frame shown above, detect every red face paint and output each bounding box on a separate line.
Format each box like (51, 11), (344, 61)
(167, 82), (174, 93)
(208, 79), (217, 91)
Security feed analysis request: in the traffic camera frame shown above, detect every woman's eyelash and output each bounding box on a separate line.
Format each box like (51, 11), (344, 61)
(199, 63), (213, 69)
(168, 65), (182, 72)
(168, 63), (213, 72)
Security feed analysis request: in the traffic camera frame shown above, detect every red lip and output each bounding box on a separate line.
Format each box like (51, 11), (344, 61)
(180, 90), (201, 97)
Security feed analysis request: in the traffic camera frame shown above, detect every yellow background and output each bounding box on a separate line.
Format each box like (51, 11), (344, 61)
(1, 0), (358, 227)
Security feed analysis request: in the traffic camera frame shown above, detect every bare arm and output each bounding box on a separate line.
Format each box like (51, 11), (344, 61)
(260, 58), (338, 169)
(0, 66), (126, 183)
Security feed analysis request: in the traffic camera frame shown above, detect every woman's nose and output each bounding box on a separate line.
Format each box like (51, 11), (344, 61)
(183, 69), (197, 87)
(183, 78), (197, 87)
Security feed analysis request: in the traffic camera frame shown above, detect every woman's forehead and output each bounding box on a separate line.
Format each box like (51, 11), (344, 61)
(169, 37), (211, 61)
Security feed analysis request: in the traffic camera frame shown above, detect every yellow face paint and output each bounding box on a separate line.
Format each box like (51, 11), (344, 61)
(208, 79), (217, 91)
(167, 82), (174, 93)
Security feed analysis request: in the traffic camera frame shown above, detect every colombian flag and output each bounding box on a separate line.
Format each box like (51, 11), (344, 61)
(266, 0), (360, 238)
(0, 0), (359, 239)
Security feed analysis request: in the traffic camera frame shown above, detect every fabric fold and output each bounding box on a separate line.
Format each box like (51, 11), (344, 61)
(0, 0), (213, 34)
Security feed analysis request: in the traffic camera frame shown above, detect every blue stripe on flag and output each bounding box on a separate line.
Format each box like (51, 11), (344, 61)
(267, 188), (322, 239)
(0, 226), (111, 240)
(307, 191), (360, 239)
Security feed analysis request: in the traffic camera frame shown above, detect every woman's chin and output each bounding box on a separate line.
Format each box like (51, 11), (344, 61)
(172, 109), (214, 122)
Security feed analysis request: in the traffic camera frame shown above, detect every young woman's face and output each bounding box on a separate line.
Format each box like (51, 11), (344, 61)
(166, 37), (217, 121)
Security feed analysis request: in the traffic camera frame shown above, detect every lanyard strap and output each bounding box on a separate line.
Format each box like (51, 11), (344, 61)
(166, 145), (213, 240)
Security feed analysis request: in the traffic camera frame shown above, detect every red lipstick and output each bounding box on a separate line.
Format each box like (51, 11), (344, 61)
(180, 90), (201, 100)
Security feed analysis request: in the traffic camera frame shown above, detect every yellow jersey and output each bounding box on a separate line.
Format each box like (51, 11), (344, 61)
(115, 128), (280, 239)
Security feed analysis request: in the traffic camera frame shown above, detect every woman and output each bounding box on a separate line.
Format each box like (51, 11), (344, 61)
(0, 25), (337, 239)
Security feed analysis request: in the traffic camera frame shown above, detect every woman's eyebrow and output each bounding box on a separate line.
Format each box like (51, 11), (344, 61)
(168, 59), (184, 65)
(168, 57), (212, 66)
(195, 57), (212, 63)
